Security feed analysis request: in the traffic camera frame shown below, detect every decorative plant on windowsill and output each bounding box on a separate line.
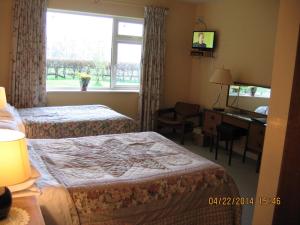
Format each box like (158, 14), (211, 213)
(250, 86), (257, 97)
(77, 73), (92, 91)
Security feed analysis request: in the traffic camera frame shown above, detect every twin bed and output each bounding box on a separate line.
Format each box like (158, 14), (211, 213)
(1, 104), (241, 225)
(17, 104), (138, 138)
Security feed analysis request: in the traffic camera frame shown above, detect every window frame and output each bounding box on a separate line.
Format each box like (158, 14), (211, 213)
(46, 9), (144, 92)
(111, 17), (143, 90)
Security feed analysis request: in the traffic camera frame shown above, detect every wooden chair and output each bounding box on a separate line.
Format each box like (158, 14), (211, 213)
(155, 102), (202, 145)
(202, 110), (222, 152)
(215, 122), (248, 165)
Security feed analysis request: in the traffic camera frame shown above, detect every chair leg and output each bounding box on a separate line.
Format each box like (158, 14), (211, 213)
(225, 140), (229, 152)
(256, 153), (262, 173)
(154, 122), (159, 132)
(180, 137), (185, 145)
(180, 125), (185, 145)
(180, 134), (185, 145)
(215, 134), (219, 160)
(210, 136), (214, 152)
(228, 139), (234, 166)
(242, 148), (247, 163)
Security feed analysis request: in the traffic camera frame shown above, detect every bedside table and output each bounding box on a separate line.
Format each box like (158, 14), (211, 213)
(12, 196), (45, 225)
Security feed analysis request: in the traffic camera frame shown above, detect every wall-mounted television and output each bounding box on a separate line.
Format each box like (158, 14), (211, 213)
(192, 31), (216, 51)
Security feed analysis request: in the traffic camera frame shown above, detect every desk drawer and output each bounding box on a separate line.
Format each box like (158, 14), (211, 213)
(203, 111), (222, 135)
(247, 123), (265, 152)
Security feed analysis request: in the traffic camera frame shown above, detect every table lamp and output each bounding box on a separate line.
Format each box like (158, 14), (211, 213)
(0, 87), (7, 109)
(0, 129), (31, 220)
(209, 67), (233, 111)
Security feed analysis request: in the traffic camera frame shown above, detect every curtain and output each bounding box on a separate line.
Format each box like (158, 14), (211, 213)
(10, 0), (47, 108)
(139, 6), (167, 131)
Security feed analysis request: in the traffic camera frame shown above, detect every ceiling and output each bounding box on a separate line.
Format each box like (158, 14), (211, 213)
(178, 0), (219, 3)
(178, 0), (208, 3)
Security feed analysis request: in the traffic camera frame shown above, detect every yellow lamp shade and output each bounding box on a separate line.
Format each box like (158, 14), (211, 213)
(0, 87), (7, 108)
(0, 129), (31, 187)
(210, 68), (233, 85)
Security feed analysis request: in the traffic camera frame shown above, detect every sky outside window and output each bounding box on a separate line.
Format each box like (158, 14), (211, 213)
(47, 11), (113, 62)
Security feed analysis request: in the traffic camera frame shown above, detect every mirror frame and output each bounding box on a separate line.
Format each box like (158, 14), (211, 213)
(226, 82), (271, 117)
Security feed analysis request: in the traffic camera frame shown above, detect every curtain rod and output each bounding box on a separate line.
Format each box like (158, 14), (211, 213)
(93, 0), (169, 11)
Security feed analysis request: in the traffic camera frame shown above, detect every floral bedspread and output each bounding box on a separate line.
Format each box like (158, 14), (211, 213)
(29, 132), (241, 225)
(17, 105), (137, 138)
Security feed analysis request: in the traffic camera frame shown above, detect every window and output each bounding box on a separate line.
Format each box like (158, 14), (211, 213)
(46, 11), (143, 91)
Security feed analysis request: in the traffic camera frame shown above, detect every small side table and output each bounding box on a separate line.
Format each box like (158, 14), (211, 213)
(12, 196), (45, 225)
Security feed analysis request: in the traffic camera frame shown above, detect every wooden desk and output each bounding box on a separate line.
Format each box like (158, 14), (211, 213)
(203, 109), (266, 171)
(203, 109), (266, 134)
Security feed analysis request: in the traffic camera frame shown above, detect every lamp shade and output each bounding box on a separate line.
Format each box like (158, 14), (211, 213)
(209, 68), (233, 85)
(0, 87), (7, 108)
(0, 129), (31, 187)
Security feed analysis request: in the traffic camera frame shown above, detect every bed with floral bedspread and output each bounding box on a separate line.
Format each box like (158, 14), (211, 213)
(16, 104), (137, 138)
(29, 132), (241, 225)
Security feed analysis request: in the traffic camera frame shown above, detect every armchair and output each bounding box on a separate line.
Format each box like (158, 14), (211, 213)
(155, 102), (202, 144)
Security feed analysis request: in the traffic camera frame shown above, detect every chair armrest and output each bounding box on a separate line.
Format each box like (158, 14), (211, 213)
(184, 112), (202, 119)
(157, 107), (175, 116)
(181, 112), (202, 120)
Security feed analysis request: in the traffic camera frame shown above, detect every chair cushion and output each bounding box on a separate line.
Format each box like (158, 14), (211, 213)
(157, 117), (182, 125)
(217, 123), (247, 139)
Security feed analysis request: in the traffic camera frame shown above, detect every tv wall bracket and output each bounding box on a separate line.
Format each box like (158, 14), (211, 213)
(191, 50), (214, 57)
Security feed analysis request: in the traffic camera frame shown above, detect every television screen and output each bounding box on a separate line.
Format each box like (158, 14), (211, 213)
(192, 31), (215, 50)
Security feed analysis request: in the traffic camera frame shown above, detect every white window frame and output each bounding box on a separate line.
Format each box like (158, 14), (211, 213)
(46, 9), (144, 91)
(111, 17), (143, 90)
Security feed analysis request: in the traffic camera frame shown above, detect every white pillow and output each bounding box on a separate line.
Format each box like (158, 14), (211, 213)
(0, 120), (19, 130)
(255, 106), (269, 115)
(3, 104), (25, 133)
(0, 106), (13, 120)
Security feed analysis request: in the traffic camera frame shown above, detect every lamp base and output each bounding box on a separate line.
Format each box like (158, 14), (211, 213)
(0, 187), (12, 220)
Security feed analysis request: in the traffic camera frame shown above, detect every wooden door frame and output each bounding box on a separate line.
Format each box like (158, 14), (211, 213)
(272, 25), (300, 225)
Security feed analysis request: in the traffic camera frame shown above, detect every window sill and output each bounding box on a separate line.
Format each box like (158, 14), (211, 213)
(47, 89), (140, 94)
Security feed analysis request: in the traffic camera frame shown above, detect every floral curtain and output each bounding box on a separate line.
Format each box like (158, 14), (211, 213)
(10, 0), (47, 108)
(139, 6), (167, 131)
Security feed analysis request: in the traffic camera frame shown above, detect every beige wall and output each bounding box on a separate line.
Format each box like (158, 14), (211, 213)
(252, 0), (300, 224)
(0, 0), (12, 92)
(47, 91), (139, 119)
(189, 0), (279, 109)
(0, 0), (196, 119)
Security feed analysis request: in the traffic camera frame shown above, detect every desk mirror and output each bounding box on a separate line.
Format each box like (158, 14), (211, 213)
(226, 83), (271, 116)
